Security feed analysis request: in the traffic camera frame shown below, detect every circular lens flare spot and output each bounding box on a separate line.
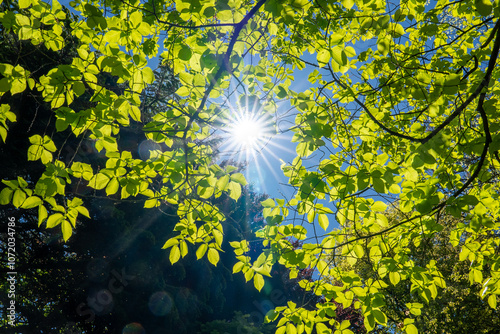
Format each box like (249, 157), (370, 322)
(122, 322), (145, 334)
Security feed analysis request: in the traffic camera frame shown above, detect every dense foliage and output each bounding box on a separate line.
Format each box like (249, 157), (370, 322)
(1, 0), (500, 333)
(337, 209), (500, 333)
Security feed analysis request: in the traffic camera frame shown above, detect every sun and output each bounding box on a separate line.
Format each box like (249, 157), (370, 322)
(228, 115), (266, 150)
(220, 107), (275, 162)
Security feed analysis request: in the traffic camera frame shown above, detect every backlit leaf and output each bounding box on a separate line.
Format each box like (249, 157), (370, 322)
(254, 273), (265, 291)
(207, 248), (219, 266)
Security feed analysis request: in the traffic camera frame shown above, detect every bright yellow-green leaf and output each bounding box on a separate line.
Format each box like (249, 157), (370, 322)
(144, 198), (159, 208)
(405, 323), (418, 334)
(62, 220), (73, 241)
(46, 213), (64, 228)
(106, 177), (119, 195)
(169, 245), (181, 264)
(38, 204), (48, 227)
(331, 46), (347, 66)
(230, 173), (247, 185)
(254, 273), (265, 291)
(207, 247), (219, 266)
(227, 181), (241, 200)
(341, 0), (354, 9)
(162, 238), (179, 249)
(276, 326), (286, 334)
(216, 175), (230, 192)
(244, 268), (254, 281)
(0, 187), (13, 205)
(372, 201), (387, 212)
(261, 198), (276, 208)
(389, 272), (401, 285)
(12, 189), (26, 208)
(20, 196), (42, 209)
(76, 205), (90, 219)
(315, 322), (329, 334)
(318, 213), (329, 230)
(317, 49), (331, 67)
(19, 0), (31, 8)
(233, 261), (244, 273)
(196, 243), (208, 259)
(488, 295), (497, 309)
(285, 322), (297, 334)
(90, 173), (110, 190)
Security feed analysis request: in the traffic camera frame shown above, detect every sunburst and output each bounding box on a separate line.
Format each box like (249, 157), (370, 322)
(227, 113), (267, 152)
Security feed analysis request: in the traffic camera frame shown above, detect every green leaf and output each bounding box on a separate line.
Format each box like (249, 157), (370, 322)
(27, 145), (43, 161)
(21, 196), (42, 209)
(389, 272), (401, 285)
(315, 322), (329, 334)
(0, 127), (7, 143)
(0, 187), (13, 205)
(19, 0), (32, 9)
(392, 23), (405, 37)
(129, 105), (141, 122)
(331, 46), (347, 66)
(407, 303), (423, 316)
(17, 176), (28, 188)
(180, 240), (188, 257)
(105, 177), (119, 195)
(405, 323), (418, 334)
(254, 273), (265, 292)
(286, 323), (297, 334)
(488, 295), (497, 309)
(12, 189), (26, 208)
(10, 79), (26, 95)
(372, 201), (387, 212)
(169, 245), (181, 264)
(196, 243), (208, 259)
(276, 85), (287, 99)
(475, 0), (492, 16)
(46, 213), (64, 228)
(62, 220), (73, 241)
(261, 198), (276, 208)
(318, 214), (329, 230)
(38, 204), (48, 227)
(90, 173), (110, 190)
(230, 173), (247, 185)
(144, 198), (159, 208)
(365, 312), (375, 331)
(227, 181), (242, 201)
(372, 309), (387, 325)
(353, 244), (364, 258)
(233, 261), (244, 273)
(207, 248), (219, 266)
(213, 229), (223, 247)
(178, 45), (192, 61)
(276, 326), (286, 334)
(0, 78), (11, 93)
(73, 81), (86, 96)
(344, 46), (356, 57)
(76, 205), (90, 218)
(41, 150), (53, 164)
(216, 175), (230, 192)
(162, 238), (179, 249)
(341, 0), (355, 9)
(317, 49), (330, 67)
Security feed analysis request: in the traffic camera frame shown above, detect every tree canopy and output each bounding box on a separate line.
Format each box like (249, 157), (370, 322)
(1, 0), (500, 333)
